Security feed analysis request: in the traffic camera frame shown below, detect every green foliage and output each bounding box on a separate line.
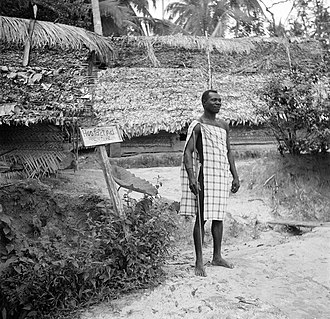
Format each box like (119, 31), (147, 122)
(258, 154), (330, 222)
(0, 0), (92, 29)
(289, 0), (330, 42)
(0, 196), (178, 319)
(232, 10), (266, 37)
(166, 0), (265, 37)
(257, 68), (330, 155)
(0, 0), (154, 36)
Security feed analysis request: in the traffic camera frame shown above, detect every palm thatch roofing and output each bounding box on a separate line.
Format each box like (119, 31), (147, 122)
(94, 67), (270, 138)
(110, 35), (324, 73)
(0, 15), (115, 62)
(0, 15), (116, 126)
(94, 36), (325, 138)
(0, 45), (95, 126)
(123, 35), (289, 53)
(0, 33), (325, 138)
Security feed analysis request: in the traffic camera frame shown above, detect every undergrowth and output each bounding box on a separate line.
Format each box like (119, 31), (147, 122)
(0, 182), (178, 319)
(249, 153), (330, 222)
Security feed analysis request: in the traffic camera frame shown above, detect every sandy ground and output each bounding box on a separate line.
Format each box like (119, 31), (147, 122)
(80, 228), (330, 319)
(58, 161), (330, 319)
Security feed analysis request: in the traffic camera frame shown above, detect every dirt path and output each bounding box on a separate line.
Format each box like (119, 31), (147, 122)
(81, 228), (329, 319)
(57, 162), (330, 319)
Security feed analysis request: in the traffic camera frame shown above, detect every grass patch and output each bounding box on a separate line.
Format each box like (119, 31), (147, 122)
(247, 153), (330, 222)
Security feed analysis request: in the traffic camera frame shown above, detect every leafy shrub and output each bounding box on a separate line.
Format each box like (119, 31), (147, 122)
(0, 194), (178, 319)
(257, 68), (330, 155)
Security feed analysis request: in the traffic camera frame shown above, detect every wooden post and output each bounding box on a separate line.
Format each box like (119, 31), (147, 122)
(79, 126), (127, 235)
(98, 145), (124, 216)
(23, 4), (37, 67)
(205, 32), (212, 89)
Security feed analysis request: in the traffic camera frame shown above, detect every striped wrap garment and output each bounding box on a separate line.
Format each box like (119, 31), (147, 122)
(180, 120), (230, 220)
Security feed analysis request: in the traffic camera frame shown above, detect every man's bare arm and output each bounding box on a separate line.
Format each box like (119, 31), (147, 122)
(183, 125), (200, 195)
(226, 125), (240, 193)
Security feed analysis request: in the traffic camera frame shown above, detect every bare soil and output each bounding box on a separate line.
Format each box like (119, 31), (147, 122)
(54, 154), (330, 319)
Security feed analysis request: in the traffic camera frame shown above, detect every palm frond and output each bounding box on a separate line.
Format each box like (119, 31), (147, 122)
(100, 0), (133, 27)
(0, 150), (67, 178)
(0, 15), (115, 62)
(137, 17), (189, 36)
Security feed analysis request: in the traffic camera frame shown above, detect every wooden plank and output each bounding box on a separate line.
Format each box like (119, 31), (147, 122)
(98, 145), (124, 216)
(267, 220), (330, 228)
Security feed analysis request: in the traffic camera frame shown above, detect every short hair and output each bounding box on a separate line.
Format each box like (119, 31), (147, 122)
(201, 89), (218, 105)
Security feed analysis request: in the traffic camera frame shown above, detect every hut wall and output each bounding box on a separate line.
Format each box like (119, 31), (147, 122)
(0, 124), (74, 174)
(0, 124), (69, 151)
(120, 131), (181, 156)
(229, 124), (276, 145)
(116, 126), (277, 157)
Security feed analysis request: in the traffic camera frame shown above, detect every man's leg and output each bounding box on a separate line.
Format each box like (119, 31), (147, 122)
(193, 215), (206, 276)
(211, 220), (234, 268)
(193, 171), (206, 276)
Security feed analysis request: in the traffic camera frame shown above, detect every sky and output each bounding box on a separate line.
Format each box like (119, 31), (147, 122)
(148, 0), (330, 25)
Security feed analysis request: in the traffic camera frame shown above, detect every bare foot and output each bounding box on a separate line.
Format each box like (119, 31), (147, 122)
(211, 257), (234, 269)
(195, 261), (207, 277)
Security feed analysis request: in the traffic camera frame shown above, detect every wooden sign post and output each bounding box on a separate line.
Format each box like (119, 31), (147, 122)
(79, 126), (124, 216)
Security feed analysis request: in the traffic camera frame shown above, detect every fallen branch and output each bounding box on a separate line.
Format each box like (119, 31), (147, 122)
(267, 220), (330, 228)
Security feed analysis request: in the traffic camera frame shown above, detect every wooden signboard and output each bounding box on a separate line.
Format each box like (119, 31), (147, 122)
(79, 126), (122, 147)
(79, 125), (124, 217)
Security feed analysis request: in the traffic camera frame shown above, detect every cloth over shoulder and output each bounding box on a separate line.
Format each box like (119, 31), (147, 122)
(180, 120), (230, 221)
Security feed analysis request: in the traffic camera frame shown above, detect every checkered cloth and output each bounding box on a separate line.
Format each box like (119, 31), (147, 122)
(180, 120), (230, 221)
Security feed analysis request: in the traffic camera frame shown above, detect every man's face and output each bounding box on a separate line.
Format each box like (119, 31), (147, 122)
(203, 92), (222, 114)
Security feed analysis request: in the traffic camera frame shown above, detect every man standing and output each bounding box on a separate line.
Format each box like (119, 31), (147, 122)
(180, 89), (240, 277)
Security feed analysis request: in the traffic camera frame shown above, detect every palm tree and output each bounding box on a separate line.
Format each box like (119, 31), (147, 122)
(98, 0), (135, 36)
(166, 0), (264, 37)
(166, 0), (218, 36)
(0, 0), (157, 36)
(99, 0), (157, 36)
(229, 0), (264, 36)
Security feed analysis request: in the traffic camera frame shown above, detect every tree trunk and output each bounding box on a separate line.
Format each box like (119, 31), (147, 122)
(91, 0), (103, 35)
(22, 4), (37, 66)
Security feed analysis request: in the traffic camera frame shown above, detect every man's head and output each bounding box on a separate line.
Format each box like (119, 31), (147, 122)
(202, 90), (218, 105)
(201, 90), (222, 114)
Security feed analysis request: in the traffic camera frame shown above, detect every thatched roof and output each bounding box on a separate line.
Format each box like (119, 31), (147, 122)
(1, 34), (325, 136)
(121, 35), (300, 53)
(110, 36), (324, 73)
(94, 67), (270, 138)
(93, 36), (325, 138)
(0, 46), (94, 126)
(0, 15), (115, 62)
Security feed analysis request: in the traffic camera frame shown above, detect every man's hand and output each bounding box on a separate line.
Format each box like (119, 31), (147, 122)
(231, 178), (240, 193)
(189, 178), (199, 196)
